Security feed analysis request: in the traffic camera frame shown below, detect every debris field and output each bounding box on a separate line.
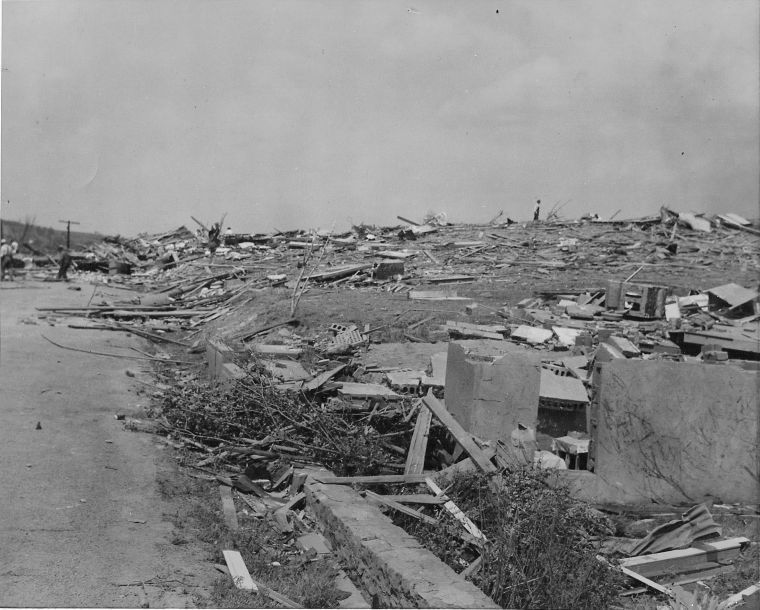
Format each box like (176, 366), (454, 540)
(21, 208), (760, 609)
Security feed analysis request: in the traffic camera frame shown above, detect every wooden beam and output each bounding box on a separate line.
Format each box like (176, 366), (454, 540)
(620, 537), (750, 579)
(312, 474), (428, 485)
(364, 490), (439, 526)
(397, 215), (421, 226)
(421, 391), (497, 474)
(620, 565), (672, 597)
(405, 407), (432, 475)
(425, 478), (487, 543)
(382, 494), (444, 505)
(219, 485), (239, 532)
(302, 365), (345, 392)
(222, 550), (257, 591)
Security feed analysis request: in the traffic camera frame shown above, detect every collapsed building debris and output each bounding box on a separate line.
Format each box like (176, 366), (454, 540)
(29, 208), (760, 607)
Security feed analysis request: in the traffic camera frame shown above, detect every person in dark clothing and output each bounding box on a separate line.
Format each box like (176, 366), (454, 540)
(207, 223), (221, 261)
(57, 246), (72, 280)
(533, 199), (541, 221)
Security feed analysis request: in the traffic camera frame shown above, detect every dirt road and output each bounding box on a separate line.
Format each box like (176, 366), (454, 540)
(0, 281), (215, 607)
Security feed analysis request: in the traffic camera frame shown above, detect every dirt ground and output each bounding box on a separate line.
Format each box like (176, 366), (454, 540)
(0, 281), (218, 608)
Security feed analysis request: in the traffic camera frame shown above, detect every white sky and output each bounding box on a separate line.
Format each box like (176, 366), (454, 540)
(2, 1), (758, 235)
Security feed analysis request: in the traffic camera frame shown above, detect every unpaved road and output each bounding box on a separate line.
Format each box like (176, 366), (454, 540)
(0, 281), (215, 607)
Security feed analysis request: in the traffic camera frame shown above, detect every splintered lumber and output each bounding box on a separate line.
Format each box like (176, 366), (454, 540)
(222, 550), (258, 591)
(302, 364), (345, 391)
(421, 391), (497, 474)
(312, 474), (428, 485)
(382, 494), (444, 505)
(237, 318), (299, 342)
(364, 490), (439, 526)
(405, 407), (432, 475)
(408, 289), (468, 301)
(306, 263), (372, 282)
(425, 477), (487, 543)
(221, 555), (304, 608)
(619, 537), (750, 579)
(337, 382), (401, 399)
(620, 565), (672, 597)
(219, 485), (239, 532)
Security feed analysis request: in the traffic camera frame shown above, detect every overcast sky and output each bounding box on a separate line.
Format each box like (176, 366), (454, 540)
(1, 1), (758, 235)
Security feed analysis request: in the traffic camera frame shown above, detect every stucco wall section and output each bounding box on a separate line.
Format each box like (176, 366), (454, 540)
(595, 360), (759, 504)
(445, 341), (541, 443)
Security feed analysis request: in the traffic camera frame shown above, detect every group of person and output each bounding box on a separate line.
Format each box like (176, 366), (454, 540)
(0, 238), (19, 281)
(0, 238), (74, 281)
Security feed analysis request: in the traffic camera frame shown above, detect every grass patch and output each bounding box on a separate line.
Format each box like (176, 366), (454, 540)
(393, 468), (623, 609)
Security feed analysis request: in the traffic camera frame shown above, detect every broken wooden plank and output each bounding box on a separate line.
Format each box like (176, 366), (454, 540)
(302, 364), (345, 391)
(445, 321), (505, 340)
(237, 318), (299, 342)
(306, 264), (372, 282)
(421, 391), (497, 474)
(222, 550), (258, 591)
(405, 407), (432, 475)
(219, 485), (239, 532)
(620, 565), (672, 597)
(620, 537), (750, 579)
(425, 477), (487, 543)
(397, 215), (421, 226)
(277, 491), (306, 513)
(337, 382), (401, 399)
(364, 490), (439, 526)
(381, 493), (444, 505)
(407, 289), (469, 301)
(312, 474), (428, 485)
(251, 344), (304, 356)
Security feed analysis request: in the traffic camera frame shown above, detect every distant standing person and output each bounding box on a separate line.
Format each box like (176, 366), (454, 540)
(0, 239), (11, 281)
(207, 223), (221, 261)
(533, 199), (541, 222)
(57, 245), (73, 281)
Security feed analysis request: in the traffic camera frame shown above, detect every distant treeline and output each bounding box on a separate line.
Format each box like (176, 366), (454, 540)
(0, 219), (104, 254)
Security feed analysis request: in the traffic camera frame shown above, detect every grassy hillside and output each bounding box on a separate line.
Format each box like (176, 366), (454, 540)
(0, 219), (105, 254)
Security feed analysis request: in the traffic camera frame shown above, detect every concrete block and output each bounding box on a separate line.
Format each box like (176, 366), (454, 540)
(607, 335), (640, 357)
(445, 342), (541, 443)
(592, 360), (759, 504)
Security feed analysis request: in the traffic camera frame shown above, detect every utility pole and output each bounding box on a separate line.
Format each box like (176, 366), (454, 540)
(58, 219), (81, 249)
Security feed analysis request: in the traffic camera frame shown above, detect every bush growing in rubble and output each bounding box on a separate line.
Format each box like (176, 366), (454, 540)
(396, 468), (622, 609)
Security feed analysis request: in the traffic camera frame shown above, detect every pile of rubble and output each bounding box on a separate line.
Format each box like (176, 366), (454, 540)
(32, 208), (760, 608)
